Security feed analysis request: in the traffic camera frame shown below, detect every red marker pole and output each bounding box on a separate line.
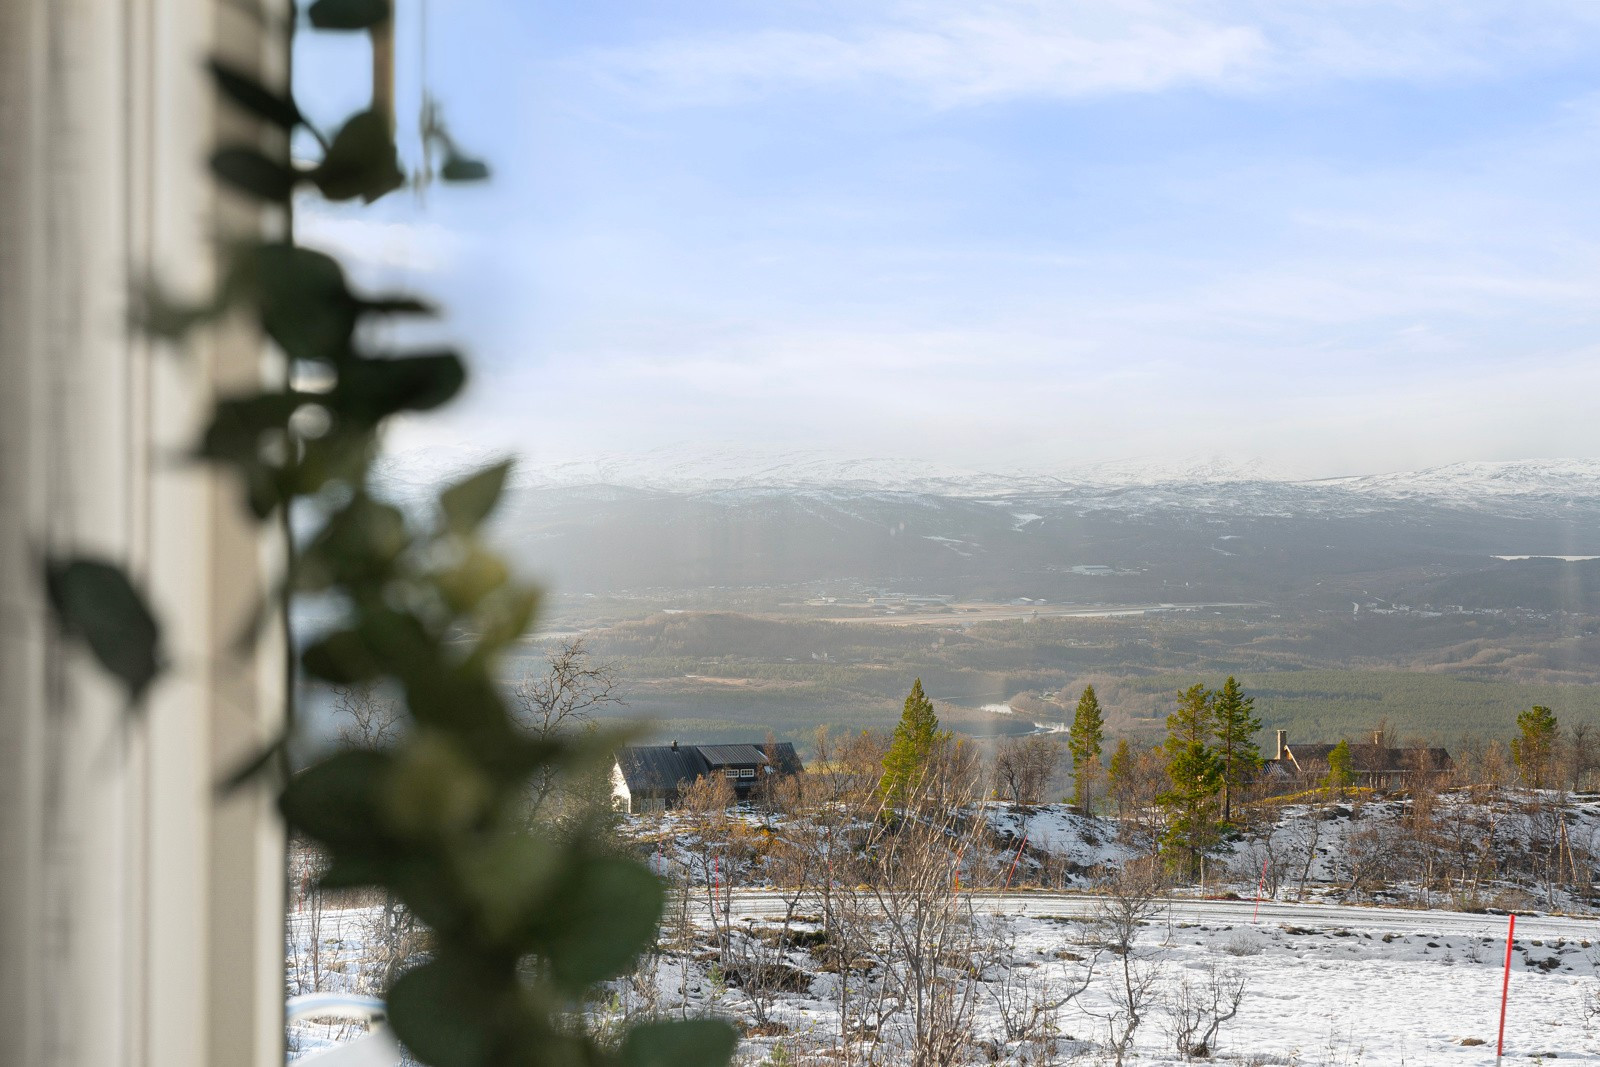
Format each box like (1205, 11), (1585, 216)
(1496, 913), (1516, 1065)
(1252, 857), (1269, 923)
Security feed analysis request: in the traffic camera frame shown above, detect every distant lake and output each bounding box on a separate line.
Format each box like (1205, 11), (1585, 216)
(1493, 555), (1600, 561)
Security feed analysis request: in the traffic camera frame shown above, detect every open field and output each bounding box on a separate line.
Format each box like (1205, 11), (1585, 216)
(800, 601), (1266, 627)
(506, 608), (1600, 752)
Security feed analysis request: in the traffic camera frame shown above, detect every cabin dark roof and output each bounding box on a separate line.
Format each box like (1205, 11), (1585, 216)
(1282, 744), (1336, 764)
(1350, 744), (1452, 771)
(696, 744), (768, 766)
(1275, 742), (1452, 774)
(615, 745), (709, 795)
(766, 742), (805, 775)
(614, 742), (806, 796)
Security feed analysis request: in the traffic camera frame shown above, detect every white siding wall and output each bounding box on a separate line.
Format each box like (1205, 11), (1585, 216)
(0, 4), (285, 1066)
(611, 761), (633, 814)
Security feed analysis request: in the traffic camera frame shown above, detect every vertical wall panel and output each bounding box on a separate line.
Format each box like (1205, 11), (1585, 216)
(0, 3), (286, 1066)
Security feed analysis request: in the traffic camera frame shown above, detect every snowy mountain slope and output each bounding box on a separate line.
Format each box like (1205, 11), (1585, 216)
(372, 446), (1600, 600)
(380, 445), (1600, 519)
(1315, 459), (1600, 509)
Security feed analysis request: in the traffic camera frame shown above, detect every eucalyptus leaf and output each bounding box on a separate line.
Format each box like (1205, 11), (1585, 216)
(440, 152), (490, 182)
(43, 556), (165, 702)
(440, 460), (512, 534)
(400, 662), (508, 738)
(536, 855), (664, 993)
(317, 853), (393, 890)
(307, 0), (390, 30)
(386, 954), (504, 1067)
(454, 835), (561, 947)
(288, 430), (376, 500)
(469, 584), (540, 652)
(336, 351), (466, 419)
(619, 1019), (739, 1067)
(198, 392), (303, 464)
(301, 628), (381, 684)
(359, 294), (436, 315)
(173, 39), (678, 1067)
(312, 110), (403, 203)
(280, 749), (392, 849)
(297, 495), (408, 590)
(207, 59), (301, 128)
(244, 462), (286, 520)
(434, 547), (511, 614)
(248, 243), (357, 363)
(210, 146), (297, 201)
(379, 733), (494, 841)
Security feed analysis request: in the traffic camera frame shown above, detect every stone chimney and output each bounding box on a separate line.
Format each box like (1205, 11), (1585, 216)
(671, 739), (679, 751)
(1275, 730), (1286, 761)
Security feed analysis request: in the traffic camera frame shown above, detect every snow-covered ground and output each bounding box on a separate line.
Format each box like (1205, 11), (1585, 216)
(683, 897), (1600, 1065)
(285, 905), (391, 1059)
(986, 804), (1139, 877)
(616, 794), (1600, 1062)
(287, 890), (1600, 1065)
(288, 794), (1600, 1063)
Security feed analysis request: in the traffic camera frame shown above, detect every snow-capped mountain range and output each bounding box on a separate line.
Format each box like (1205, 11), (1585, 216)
(1311, 459), (1600, 504)
(375, 445), (1600, 517)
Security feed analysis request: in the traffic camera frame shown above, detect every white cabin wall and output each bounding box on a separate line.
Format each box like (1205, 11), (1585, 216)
(0, 3), (285, 1066)
(611, 762), (633, 814)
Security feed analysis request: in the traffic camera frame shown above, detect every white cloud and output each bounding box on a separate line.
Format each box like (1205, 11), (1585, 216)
(583, 0), (1600, 107)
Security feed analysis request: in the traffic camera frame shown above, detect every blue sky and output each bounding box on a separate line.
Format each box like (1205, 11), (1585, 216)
(298, 1), (1600, 479)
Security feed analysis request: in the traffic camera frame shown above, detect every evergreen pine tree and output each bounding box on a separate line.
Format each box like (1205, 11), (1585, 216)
(1067, 684), (1106, 812)
(1107, 737), (1133, 822)
(1156, 683), (1222, 880)
(1324, 739), (1354, 792)
(1211, 675), (1261, 825)
(880, 678), (948, 804)
(1512, 705), (1560, 789)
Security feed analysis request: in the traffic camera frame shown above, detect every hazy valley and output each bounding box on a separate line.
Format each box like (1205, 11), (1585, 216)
(440, 455), (1600, 750)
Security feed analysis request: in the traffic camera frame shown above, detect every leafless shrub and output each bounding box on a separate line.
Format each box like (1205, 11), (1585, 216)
(1088, 864), (1166, 1065)
(676, 773), (742, 964)
(1164, 960), (1247, 1060)
(1108, 743), (1168, 854)
(513, 638), (624, 821)
(333, 683), (403, 749)
(361, 891), (428, 993)
(1582, 980), (1600, 1031)
(726, 921), (811, 1030)
(858, 741), (990, 1067)
(993, 736), (1060, 807)
(286, 840), (334, 996)
(979, 916), (1095, 1063)
(1223, 931), (1263, 957)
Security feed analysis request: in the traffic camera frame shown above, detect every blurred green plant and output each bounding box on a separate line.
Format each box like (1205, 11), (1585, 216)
(43, 8), (735, 1067)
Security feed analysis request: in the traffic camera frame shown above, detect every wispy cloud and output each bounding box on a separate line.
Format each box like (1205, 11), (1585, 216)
(350, 0), (1600, 477)
(584, 1), (1600, 107)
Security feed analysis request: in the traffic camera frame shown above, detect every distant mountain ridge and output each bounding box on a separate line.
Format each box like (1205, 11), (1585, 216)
(355, 445), (1600, 609)
(378, 445), (1600, 519)
(1313, 459), (1600, 506)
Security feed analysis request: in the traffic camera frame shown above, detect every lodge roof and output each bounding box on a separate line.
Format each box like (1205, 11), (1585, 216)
(1273, 741), (1453, 774)
(614, 741), (804, 795)
(696, 744), (769, 766)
